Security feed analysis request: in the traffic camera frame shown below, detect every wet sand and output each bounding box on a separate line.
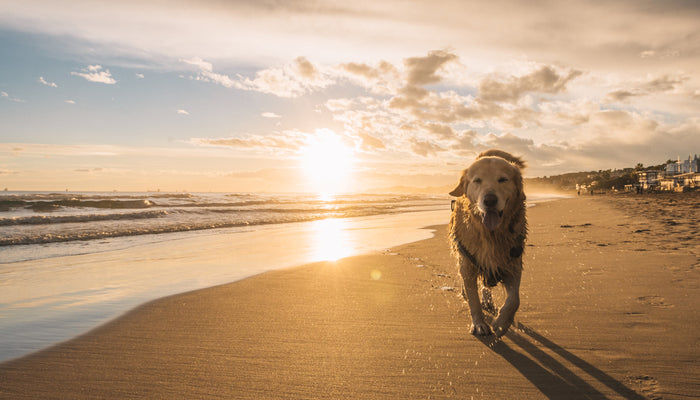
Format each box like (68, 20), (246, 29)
(0, 210), (446, 362)
(1, 194), (698, 399)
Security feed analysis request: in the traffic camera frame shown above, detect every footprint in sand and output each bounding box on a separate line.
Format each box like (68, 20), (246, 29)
(628, 375), (662, 400)
(637, 295), (674, 308)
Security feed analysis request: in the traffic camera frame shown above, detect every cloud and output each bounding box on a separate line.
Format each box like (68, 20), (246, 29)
(295, 56), (318, 79)
(182, 56), (333, 97)
(338, 53), (584, 132)
(320, 50), (700, 176)
(0, 0), (697, 191)
(482, 132), (536, 155)
(181, 57), (214, 72)
(239, 57), (334, 97)
(404, 50), (458, 86)
(639, 49), (684, 60)
(642, 75), (686, 92)
(479, 66), (583, 102)
(328, 53), (590, 160)
(0, 143), (121, 157)
(449, 130), (479, 154)
(176, 109), (190, 115)
(1, 0), (699, 78)
(74, 167), (104, 173)
(38, 76), (58, 88)
(198, 71), (238, 88)
(0, 91), (25, 103)
(317, 50), (698, 174)
(605, 74), (688, 103)
(355, 132), (386, 150)
(0, 143), (242, 160)
(605, 90), (636, 103)
(420, 122), (456, 139)
(338, 60), (400, 94)
(261, 112), (281, 119)
(410, 138), (445, 157)
(589, 109), (659, 143)
(191, 129), (365, 161)
(341, 61), (396, 81)
(389, 89), (505, 124)
(191, 131), (310, 154)
(330, 55), (597, 162)
(71, 65), (117, 84)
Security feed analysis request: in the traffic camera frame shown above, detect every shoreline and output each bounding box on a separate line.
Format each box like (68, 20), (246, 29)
(0, 210), (448, 362)
(2, 195), (698, 399)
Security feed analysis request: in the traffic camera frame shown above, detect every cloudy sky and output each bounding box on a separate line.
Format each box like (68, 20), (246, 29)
(1, 0), (699, 193)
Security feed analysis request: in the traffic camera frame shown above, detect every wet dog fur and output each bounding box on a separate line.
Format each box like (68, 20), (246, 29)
(448, 149), (527, 337)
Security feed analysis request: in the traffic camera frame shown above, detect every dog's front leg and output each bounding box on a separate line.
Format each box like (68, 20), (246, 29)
(461, 267), (492, 336)
(492, 267), (521, 337)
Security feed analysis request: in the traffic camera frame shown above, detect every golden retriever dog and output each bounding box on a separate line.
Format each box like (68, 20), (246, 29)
(448, 149), (527, 337)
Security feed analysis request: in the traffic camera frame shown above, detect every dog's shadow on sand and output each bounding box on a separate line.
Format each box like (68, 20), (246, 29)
(477, 318), (645, 400)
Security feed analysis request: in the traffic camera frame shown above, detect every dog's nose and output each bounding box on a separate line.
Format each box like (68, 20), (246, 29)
(483, 193), (498, 209)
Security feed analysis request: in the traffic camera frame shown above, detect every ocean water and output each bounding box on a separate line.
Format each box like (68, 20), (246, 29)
(0, 191), (447, 263)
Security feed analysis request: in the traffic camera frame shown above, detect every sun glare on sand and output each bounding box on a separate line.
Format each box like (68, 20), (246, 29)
(301, 131), (354, 197)
(311, 218), (353, 262)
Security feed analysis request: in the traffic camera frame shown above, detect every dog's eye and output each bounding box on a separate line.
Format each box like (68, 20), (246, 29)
(498, 177), (508, 183)
(473, 178), (482, 184)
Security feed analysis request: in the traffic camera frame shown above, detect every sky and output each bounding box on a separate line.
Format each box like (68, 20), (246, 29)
(0, 0), (699, 193)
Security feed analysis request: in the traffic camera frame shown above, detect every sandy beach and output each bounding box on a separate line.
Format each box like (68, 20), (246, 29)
(1, 194), (698, 399)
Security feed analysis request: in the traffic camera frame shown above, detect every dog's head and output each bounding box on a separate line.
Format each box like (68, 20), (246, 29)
(449, 150), (525, 231)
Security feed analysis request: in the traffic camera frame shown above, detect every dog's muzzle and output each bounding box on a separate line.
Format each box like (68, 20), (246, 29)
(481, 193), (502, 231)
(483, 193), (498, 209)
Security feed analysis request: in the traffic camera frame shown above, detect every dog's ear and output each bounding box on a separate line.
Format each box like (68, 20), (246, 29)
(449, 169), (468, 197)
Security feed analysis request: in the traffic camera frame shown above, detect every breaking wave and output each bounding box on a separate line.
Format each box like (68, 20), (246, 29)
(0, 192), (449, 247)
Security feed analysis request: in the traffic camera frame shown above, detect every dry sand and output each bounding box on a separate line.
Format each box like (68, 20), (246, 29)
(1, 194), (698, 399)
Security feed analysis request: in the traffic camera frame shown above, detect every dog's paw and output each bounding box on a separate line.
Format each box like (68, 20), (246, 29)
(492, 317), (513, 337)
(470, 321), (493, 336)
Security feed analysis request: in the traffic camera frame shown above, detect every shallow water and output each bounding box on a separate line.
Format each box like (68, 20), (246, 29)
(0, 210), (448, 362)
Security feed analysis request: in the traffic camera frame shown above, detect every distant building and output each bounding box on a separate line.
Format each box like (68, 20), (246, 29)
(636, 170), (660, 190)
(659, 176), (680, 191)
(666, 154), (699, 175)
(659, 172), (700, 191)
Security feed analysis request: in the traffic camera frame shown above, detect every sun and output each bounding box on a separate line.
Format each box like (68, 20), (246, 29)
(301, 131), (354, 196)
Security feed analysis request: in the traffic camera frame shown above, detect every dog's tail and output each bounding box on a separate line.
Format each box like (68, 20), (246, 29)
(477, 149), (526, 169)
